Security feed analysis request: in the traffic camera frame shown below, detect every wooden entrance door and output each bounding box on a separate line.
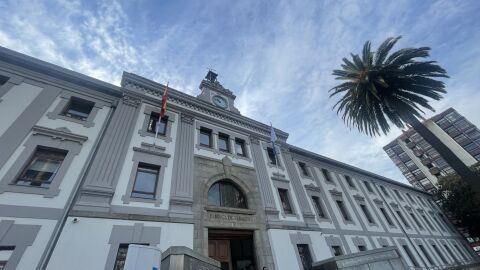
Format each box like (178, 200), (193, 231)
(209, 239), (233, 270)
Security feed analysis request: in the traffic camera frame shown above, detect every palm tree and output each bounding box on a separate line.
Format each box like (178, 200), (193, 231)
(330, 36), (479, 193)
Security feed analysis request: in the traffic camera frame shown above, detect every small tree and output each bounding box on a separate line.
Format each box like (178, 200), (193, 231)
(436, 163), (480, 236)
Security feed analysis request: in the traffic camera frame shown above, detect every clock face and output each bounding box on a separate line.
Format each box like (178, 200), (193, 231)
(212, 95), (228, 108)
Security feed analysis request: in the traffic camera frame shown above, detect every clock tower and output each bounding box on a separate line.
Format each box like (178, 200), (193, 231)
(196, 70), (241, 114)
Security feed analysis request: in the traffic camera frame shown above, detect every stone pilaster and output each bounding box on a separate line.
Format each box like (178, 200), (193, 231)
(169, 113), (195, 218)
(74, 93), (141, 212)
(250, 136), (280, 222)
(281, 146), (318, 227)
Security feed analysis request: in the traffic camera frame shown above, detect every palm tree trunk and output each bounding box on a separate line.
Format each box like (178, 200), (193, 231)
(401, 113), (480, 192)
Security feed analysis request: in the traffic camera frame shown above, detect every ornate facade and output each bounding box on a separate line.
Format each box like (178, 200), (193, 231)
(0, 47), (476, 270)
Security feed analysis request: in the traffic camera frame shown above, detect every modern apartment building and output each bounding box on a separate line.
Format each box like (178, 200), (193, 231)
(384, 108), (480, 193)
(0, 46), (477, 270)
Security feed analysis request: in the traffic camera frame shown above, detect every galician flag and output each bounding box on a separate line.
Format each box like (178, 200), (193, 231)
(270, 123), (277, 155)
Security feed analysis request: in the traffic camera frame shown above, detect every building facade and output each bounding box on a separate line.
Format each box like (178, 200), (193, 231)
(383, 108), (480, 193)
(0, 46), (477, 270)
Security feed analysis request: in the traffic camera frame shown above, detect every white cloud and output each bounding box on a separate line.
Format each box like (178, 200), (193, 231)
(1, 0), (479, 186)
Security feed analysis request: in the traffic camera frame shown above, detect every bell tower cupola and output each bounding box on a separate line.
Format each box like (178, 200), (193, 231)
(196, 70), (240, 114)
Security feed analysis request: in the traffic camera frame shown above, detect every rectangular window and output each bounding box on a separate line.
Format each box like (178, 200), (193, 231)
(0, 246), (14, 269)
(113, 243), (148, 270)
(358, 245), (367, 252)
(267, 147), (277, 165)
(380, 186), (390, 197)
(321, 169), (332, 182)
(16, 147), (67, 188)
(62, 97), (94, 120)
(235, 138), (246, 156)
(345, 175), (355, 188)
(336, 200), (351, 221)
(297, 244), (313, 270)
(218, 133), (230, 152)
(364, 181), (373, 192)
(278, 188), (293, 214)
(332, 246), (343, 256)
(419, 245), (435, 266)
(380, 207), (394, 226)
(453, 244), (467, 260)
(421, 215), (435, 231)
(311, 196), (326, 218)
(410, 213), (424, 229)
(432, 244), (448, 265)
(131, 163), (160, 199)
(147, 113), (168, 135)
(402, 245), (419, 267)
(433, 216), (446, 232)
(298, 162), (309, 176)
(443, 244), (456, 261)
(396, 210), (410, 227)
(199, 128), (212, 147)
(360, 204), (375, 224)
(394, 190), (403, 201)
(406, 193), (414, 203)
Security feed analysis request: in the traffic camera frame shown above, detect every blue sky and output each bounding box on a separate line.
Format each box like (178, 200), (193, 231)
(1, 0), (479, 184)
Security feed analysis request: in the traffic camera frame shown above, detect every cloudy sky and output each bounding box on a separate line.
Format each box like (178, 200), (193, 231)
(1, 0), (479, 184)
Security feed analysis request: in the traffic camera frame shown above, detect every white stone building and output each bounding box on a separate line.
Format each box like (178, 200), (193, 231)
(0, 46), (476, 270)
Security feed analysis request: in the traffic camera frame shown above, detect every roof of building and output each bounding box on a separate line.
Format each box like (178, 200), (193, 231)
(0, 46), (430, 196)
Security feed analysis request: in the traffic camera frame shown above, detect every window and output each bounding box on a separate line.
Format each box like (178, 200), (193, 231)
(131, 163), (160, 199)
(218, 133), (230, 152)
(336, 200), (351, 221)
(113, 243), (148, 270)
(380, 186), (389, 197)
(208, 181), (247, 209)
(419, 245), (435, 266)
(278, 188), (293, 214)
(433, 216), (446, 232)
(402, 245), (419, 267)
(360, 204), (375, 224)
(62, 97), (94, 121)
(453, 244), (467, 260)
(345, 175), (355, 188)
(321, 169), (332, 182)
(0, 246), (14, 269)
(235, 138), (246, 156)
(267, 147), (277, 165)
(16, 147), (67, 188)
(406, 193), (414, 203)
(297, 244), (313, 270)
(443, 244), (456, 261)
(410, 213), (424, 229)
(396, 210), (409, 227)
(394, 190), (403, 201)
(358, 245), (367, 252)
(199, 128), (212, 147)
(146, 113), (168, 135)
(298, 162), (309, 176)
(364, 181), (373, 192)
(380, 207), (394, 226)
(311, 196), (326, 218)
(0, 75), (8, 85)
(332, 246), (343, 256)
(421, 215), (435, 231)
(432, 244), (448, 265)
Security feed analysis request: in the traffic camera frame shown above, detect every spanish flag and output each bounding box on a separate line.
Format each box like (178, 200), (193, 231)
(159, 82), (169, 119)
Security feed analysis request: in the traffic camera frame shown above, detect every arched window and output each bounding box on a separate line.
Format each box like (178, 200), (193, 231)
(208, 181), (247, 209)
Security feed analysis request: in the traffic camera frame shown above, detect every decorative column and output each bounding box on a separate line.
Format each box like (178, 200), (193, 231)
(169, 113), (195, 218)
(250, 136), (280, 222)
(74, 93), (141, 212)
(281, 146), (318, 227)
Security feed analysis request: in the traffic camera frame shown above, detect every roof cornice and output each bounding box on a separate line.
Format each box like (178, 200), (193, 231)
(0, 46), (121, 98)
(121, 71), (289, 141)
